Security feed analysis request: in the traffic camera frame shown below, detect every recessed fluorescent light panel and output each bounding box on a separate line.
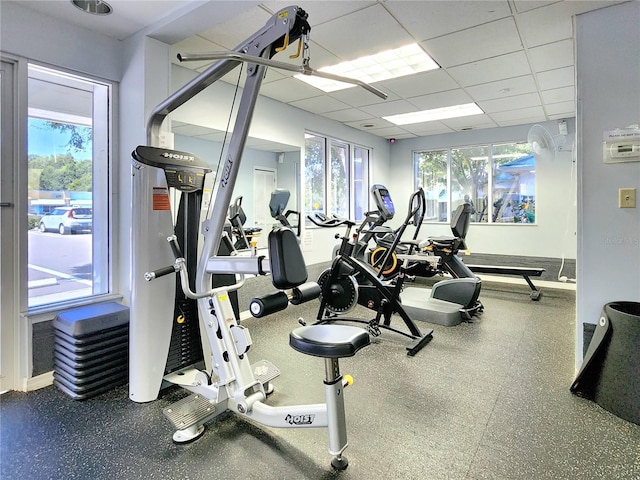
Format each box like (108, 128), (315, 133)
(295, 43), (439, 92)
(383, 103), (484, 126)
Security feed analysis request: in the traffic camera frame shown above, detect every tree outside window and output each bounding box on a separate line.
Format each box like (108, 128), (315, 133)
(414, 150), (448, 222)
(304, 134), (325, 220)
(492, 142), (535, 223)
(304, 132), (371, 223)
(414, 141), (535, 224)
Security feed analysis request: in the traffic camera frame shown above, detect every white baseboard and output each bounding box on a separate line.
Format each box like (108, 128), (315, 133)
(23, 371), (54, 392)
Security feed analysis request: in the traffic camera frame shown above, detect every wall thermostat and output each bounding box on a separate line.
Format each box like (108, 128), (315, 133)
(603, 127), (640, 163)
(607, 142), (640, 159)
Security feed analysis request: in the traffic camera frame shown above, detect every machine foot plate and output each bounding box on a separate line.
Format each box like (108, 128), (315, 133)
(251, 359), (280, 385)
(163, 393), (221, 431)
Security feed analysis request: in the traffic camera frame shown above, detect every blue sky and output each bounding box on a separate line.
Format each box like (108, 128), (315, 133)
(28, 118), (92, 160)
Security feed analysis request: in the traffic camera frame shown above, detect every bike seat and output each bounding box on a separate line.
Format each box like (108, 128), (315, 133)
(290, 325), (370, 358)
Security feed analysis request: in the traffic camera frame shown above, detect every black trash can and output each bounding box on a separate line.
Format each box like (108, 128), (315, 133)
(571, 301), (640, 425)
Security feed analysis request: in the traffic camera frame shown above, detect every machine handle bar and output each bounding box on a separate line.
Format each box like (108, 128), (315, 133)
(144, 265), (178, 281)
(168, 235), (183, 259)
(145, 236), (247, 300)
(178, 51), (388, 100)
(307, 214), (354, 228)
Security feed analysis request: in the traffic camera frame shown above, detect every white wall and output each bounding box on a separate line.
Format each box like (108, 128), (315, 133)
(575, 2), (640, 368)
(0, 2), (121, 81)
(388, 120), (577, 259)
(174, 133), (278, 221)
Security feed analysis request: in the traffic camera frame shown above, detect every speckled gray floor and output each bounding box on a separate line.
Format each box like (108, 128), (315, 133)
(2, 281), (639, 480)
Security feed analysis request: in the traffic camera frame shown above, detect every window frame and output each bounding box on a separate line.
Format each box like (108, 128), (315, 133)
(304, 131), (372, 223)
(26, 63), (114, 312)
(414, 140), (536, 225)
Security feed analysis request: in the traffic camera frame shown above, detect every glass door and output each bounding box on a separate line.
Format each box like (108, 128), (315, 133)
(1, 58), (18, 392)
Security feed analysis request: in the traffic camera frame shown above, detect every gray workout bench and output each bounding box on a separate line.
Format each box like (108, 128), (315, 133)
(467, 264), (545, 300)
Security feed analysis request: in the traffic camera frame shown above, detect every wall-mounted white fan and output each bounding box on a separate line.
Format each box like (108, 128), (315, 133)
(527, 124), (567, 161)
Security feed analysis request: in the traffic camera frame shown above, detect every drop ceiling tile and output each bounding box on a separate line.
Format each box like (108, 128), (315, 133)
(479, 92), (542, 114)
(310, 4), (414, 60)
(382, 69), (460, 98)
(323, 108), (373, 123)
(360, 99), (418, 117)
(198, 7), (271, 49)
(262, 1), (376, 27)
(276, 41), (341, 71)
(537, 66), (574, 90)
(515, 2), (574, 47)
(364, 125), (413, 137)
(423, 17), (522, 68)
(399, 122), (456, 136)
(541, 86), (574, 104)
(545, 101), (575, 116)
(528, 39), (574, 72)
(441, 114), (498, 130)
(344, 117), (395, 130)
(258, 77), (324, 103)
(447, 51), (532, 87)
(329, 84), (401, 108)
(516, 1), (628, 47)
(512, 1), (556, 13)
(408, 89), (475, 111)
(466, 75), (538, 101)
(289, 95), (351, 114)
(496, 115), (547, 127)
(386, 1), (512, 41)
(490, 105), (545, 122)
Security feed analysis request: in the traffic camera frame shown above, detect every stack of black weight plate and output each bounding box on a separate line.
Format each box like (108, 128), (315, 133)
(53, 302), (129, 400)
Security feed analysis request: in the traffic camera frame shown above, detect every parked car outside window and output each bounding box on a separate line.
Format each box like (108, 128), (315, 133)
(38, 207), (92, 235)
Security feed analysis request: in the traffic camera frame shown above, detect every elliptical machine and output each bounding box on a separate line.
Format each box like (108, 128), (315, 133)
(368, 187), (472, 278)
(366, 186), (483, 318)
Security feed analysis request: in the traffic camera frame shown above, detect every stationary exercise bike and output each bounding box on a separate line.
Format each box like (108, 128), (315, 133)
(310, 203), (433, 355)
(129, 6), (388, 469)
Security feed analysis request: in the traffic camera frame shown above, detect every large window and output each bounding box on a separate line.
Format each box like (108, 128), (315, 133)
(304, 132), (371, 222)
(27, 65), (111, 308)
(414, 142), (535, 224)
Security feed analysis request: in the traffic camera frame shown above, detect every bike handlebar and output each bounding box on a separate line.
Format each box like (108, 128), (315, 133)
(306, 213), (355, 228)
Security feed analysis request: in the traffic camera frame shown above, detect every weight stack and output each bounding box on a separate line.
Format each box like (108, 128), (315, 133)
(53, 302), (129, 400)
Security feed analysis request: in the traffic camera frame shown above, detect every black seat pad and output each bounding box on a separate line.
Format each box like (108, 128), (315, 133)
(290, 325), (370, 358)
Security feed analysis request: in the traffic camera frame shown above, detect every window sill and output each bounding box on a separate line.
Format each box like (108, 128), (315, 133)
(26, 293), (125, 324)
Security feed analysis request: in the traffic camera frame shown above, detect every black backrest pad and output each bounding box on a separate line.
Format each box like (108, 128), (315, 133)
(451, 203), (472, 239)
(269, 227), (308, 289)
